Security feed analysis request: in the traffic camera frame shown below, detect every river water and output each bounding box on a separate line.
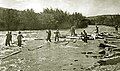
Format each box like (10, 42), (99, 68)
(0, 25), (120, 71)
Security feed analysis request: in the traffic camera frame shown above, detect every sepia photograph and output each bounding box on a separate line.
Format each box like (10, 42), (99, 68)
(0, 0), (120, 71)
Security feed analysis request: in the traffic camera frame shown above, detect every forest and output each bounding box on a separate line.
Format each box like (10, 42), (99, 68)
(88, 14), (120, 26)
(0, 7), (119, 31)
(0, 7), (91, 31)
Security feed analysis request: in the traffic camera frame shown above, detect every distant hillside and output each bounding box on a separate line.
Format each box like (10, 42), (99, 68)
(87, 14), (120, 26)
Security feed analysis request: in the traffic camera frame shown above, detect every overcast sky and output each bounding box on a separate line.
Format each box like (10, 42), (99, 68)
(0, 0), (120, 16)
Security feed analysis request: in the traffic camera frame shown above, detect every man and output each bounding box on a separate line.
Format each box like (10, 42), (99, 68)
(81, 32), (84, 41)
(17, 31), (24, 47)
(115, 25), (118, 33)
(54, 29), (60, 42)
(46, 29), (51, 42)
(9, 31), (12, 44)
(5, 31), (11, 46)
(70, 26), (76, 36)
(96, 26), (99, 33)
(83, 30), (88, 43)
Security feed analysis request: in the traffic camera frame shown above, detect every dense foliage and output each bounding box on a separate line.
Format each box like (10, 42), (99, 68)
(0, 7), (90, 31)
(88, 15), (120, 26)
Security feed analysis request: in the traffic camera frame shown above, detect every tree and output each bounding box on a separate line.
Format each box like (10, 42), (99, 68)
(2, 9), (20, 30)
(0, 7), (88, 30)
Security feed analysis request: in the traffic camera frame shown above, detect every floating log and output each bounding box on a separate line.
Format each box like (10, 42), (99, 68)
(59, 35), (66, 38)
(112, 52), (120, 57)
(113, 49), (120, 52)
(81, 36), (94, 40)
(99, 43), (117, 48)
(81, 52), (86, 54)
(107, 36), (116, 38)
(110, 41), (120, 43)
(74, 60), (78, 62)
(99, 52), (120, 59)
(97, 56), (120, 65)
(66, 36), (80, 39)
(2, 50), (21, 59)
(34, 38), (44, 40)
(98, 32), (116, 38)
(104, 53), (114, 58)
(64, 42), (69, 45)
(60, 34), (95, 40)
(88, 36), (94, 40)
(87, 52), (93, 54)
(91, 53), (103, 58)
(116, 36), (120, 39)
(28, 45), (43, 51)
(95, 36), (104, 39)
(99, 50), (106, 55)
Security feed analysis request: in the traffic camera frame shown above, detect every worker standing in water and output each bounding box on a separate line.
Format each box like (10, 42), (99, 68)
(9, 31), (12, 44)
(70, 26), (76, 36)
(17, 31), (24, 47)
(83, 30), (88, 43)
(46, 29), (51, 42)
(5, 31), (11, 46)
(54, 29), (60, 42)
(96, 26), (99, 34)
(81, 32), (84, 41)
(115, 25), (118, 33)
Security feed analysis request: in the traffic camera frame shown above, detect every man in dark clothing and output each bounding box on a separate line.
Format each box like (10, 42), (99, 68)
(54, 29), (60, 42)
(115, 25), (118, 33)
(46, 29), (51, 42)
(81, 32), (84, 41)
(5, 31), (11, 46)
(83, 30), (88, 43)
(17, 31), (24, 47)
(96, 26), (99, 33)
(9, 31), (12, 44)
(70, 26), (76, 36)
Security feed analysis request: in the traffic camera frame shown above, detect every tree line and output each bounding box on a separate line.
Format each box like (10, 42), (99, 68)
(0, 7), (91, 31)
(88, 15), (120, 26)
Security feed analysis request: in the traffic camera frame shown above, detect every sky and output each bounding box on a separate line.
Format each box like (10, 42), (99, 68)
(0, 0), (120, 17)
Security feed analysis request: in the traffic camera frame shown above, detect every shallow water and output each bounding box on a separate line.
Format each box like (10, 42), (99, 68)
(0, 25), (120, 71)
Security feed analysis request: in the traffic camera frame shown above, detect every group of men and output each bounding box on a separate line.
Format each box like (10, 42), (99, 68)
(46, 25), (114, 43)
(5, 25), (119, 47)
(46, 29), (60, 42)
(5, 31), (24, 47)
(46, 26), (89, 43)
